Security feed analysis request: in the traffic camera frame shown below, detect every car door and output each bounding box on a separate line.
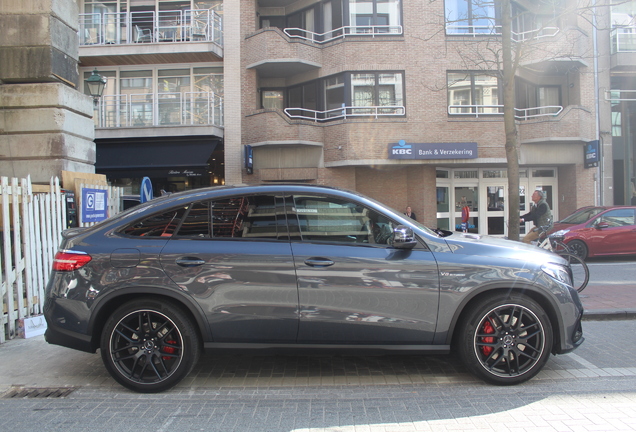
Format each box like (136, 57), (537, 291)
(160, 193), (299, 343)
(589, 208), (636, 255)
(287, 193), (440, 345)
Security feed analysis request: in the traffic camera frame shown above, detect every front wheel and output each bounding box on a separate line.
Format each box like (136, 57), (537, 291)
(100, 298), (201, 393)
(558, 253), (590, 293)
(457, 294), (553, 385)
(567, 240), (588, 261)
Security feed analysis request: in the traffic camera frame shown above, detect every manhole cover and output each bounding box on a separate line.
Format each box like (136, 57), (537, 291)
(2, 387), (76, 399)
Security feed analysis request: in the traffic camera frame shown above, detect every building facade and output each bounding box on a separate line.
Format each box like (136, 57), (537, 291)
(65, 0), (635, 236)
(76, 0), (225, 194)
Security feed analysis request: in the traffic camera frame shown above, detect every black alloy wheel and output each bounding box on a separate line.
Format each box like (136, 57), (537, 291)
(458, 294), (552, 385)
(100, 298), (200, 393)
(567, 239), (588, 261)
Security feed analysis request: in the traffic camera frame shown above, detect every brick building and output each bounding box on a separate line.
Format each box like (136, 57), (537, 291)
(5, 0), (635, 237)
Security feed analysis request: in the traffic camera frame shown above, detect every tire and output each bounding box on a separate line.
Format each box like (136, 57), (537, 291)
(100, 298), (201, 393)
(457, 293), (553, 385)
(567, 239), (588, 261)
(558, 253), (590, 293)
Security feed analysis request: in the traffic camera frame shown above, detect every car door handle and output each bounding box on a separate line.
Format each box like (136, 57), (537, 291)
(176, 258), (205, 267)
(304, 258), (335, 267)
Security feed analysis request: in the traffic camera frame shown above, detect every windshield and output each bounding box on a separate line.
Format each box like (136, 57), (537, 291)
(559, 207), (605, 224)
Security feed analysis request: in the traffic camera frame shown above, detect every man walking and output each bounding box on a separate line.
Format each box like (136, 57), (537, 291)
(519, 190), (552, 243)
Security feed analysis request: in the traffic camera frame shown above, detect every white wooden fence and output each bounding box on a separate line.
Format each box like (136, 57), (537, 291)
(0, 175), (123, 343)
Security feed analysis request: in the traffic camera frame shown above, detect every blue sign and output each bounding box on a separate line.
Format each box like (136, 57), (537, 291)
(140, 177), (153, 203)
(585, 140), (599, 169)
(81, 188), (108, 223)
(389, 140), (478, 159)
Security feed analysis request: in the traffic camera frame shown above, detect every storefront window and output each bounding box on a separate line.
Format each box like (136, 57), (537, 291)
(437, 187), (449, 212)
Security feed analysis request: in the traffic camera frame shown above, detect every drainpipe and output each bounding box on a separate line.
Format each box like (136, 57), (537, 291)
(593, 0), (602, 206)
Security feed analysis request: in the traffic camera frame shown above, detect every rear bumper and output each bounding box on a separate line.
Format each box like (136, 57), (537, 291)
(44, 324), (96, 354)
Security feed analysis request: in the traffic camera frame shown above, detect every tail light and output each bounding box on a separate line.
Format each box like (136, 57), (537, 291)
(52, 251), (92, 271)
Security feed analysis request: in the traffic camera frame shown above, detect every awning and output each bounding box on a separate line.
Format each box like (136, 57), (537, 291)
(96, 137), (218, 179)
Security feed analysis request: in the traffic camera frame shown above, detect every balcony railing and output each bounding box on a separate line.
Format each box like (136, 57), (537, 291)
(283, 25), (403, 44)
(445, 24), (559, 42)
(94, 92), (223, 129)
(448, 105), (563, 119)
(283, 105), (405, 121)
(79, 9), (222, 46)
(611, 27), (636, 53)
(605, 89), (636, 101)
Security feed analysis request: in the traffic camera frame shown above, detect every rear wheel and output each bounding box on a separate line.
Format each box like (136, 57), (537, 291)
(100, 298), (200, 393)
(457, 294), (553, 385)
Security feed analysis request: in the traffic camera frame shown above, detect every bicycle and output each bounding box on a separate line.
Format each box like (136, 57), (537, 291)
(533, 222), (589, 293)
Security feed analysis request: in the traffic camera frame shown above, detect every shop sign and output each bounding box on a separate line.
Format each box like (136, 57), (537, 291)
(167, 169), (204, 177)
(81, 188), (108, 223)
(584, 140), (599, 168)
(388, 140), (478, 159)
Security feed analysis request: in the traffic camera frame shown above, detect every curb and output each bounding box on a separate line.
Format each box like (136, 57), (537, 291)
(583, 309), (636, 321)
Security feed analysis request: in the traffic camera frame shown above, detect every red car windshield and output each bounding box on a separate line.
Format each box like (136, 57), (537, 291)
(559, 207), (606, 224)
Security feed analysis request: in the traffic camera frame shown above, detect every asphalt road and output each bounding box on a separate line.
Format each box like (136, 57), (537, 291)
(0, 319), (634, 432)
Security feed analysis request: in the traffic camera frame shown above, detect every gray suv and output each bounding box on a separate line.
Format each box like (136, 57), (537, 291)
(44, 184), (584, 392)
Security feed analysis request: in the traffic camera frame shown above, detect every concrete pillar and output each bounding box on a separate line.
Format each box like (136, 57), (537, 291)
(0, 0), (96, 182)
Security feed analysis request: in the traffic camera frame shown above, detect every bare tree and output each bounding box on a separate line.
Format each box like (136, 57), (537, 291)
(439, 0), (598, 240)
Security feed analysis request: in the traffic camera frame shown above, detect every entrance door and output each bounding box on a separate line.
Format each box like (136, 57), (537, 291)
(482, 183), (506, 235)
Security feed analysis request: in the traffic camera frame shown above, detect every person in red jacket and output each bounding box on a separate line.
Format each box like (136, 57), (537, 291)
(460, 197), (470, 232)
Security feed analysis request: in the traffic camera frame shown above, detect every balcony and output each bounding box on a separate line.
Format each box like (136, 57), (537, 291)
(283, 25), (403, 44)
(611, 27), (636, 71)
(517, 105), (594, 145)
(448, 105), (563, 120)
(79, 10), (223, 66)
(284, 105), (405, 122)
(94, 92), (223, 138)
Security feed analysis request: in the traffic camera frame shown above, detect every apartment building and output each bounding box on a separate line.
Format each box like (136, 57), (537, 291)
(73, 0), (635, 236)
(78, 0), (225, 194)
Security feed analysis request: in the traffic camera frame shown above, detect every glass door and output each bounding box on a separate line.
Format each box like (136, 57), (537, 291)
(482, 183), (506, 235)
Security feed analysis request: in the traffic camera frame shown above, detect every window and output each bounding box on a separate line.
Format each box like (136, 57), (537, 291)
(174, 195), (287, 239)
(349, 0), (401, 33)
(445, 0), (498, 35)
(121, 206), (188, 237)
(285, 72), (404, 119)
(289, 195), (395, 244)
(448, 72), (500, 115)
(599, 209), (635, 227)
(262, 90), (285, 109)
(351, 72), (404, 114)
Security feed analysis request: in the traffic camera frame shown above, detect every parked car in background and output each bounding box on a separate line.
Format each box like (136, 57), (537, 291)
(44, 185), (584, 392)
(121, 194), (140, 210)
(549, 206), (636, 260)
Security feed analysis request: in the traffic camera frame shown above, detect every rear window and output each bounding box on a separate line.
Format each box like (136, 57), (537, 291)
(121, 207), (187, 237)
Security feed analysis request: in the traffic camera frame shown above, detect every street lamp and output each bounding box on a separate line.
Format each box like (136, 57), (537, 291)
(86, 68), (107, 103)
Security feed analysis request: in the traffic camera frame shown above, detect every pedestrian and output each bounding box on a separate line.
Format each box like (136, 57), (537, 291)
(460, 197), (470, 232)
(404, 206), (417, 221)
(519, 190), (553, 243)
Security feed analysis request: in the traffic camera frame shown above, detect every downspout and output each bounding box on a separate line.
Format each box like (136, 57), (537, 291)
(592, 0), (602, 206)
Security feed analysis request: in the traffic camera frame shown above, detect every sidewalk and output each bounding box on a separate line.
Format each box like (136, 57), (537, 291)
(579, 281), (636, 320)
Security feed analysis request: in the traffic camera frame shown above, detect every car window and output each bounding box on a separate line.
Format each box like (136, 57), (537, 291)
(121, 206), (188, 237)
(174, 194), (289, 240)
(560, 207), (605, 224)
(598, 209), (635, 227)
(288, 194), (395, 244)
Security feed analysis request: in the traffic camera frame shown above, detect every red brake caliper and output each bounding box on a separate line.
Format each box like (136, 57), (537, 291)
(162, 340), (177, 360)
(481, 320), (495, 356)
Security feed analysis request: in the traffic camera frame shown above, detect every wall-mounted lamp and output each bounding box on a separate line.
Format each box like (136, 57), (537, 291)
(86, 68), (107, 103)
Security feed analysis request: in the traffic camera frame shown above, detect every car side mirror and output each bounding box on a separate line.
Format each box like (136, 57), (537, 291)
(391, 225), (418, 249)
(595, 221), (610, 229)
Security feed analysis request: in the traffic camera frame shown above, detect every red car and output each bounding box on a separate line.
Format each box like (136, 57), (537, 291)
(549, 206), (636, 260)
